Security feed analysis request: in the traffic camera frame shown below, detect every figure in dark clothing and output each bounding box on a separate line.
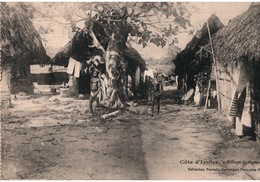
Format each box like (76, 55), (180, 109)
(145, 76), (153, 101)
(151, 73), (163, 116)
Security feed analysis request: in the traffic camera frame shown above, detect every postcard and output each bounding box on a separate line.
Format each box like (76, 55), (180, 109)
(1, 2), (259, 180)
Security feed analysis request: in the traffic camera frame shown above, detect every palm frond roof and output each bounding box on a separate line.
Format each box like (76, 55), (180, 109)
(1, 2), (50, 65)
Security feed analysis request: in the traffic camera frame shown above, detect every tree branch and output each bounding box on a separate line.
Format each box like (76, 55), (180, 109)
(35, 9), (67, 25)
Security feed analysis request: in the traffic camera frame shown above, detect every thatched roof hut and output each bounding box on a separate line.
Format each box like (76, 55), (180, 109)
(123, 46), (146, 90)
(173, 14), (224, 91)
(122, 46), (146, 72)
(174, 14), (224, 76)
(1, 2), (50, 65)
(51, 21), (146, 96)
(212, 3), (260, 65)
(1, 2), (50, 97)
(211, 3), (260, 117)
(51, 20), (110, 67)
(51, 22), (146, 73)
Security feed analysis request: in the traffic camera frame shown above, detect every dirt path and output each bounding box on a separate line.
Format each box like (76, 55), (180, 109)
(2, 96), (147, 179)
(136, 102), (260, 180)
(2, 94), (260, 180)
(138, 104), (229, 179)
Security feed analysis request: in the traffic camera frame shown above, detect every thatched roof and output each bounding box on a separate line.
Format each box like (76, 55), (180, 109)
(51, 39), (73, 67)
(185, 14), (224, 52)
(123, 46), (146, 72)
(173, 14), (224, 76)
(51, 20), (109, 67)
(1, 2), (50, 65)
(213, 3), (260, 64)
(51, 21), (146, 72)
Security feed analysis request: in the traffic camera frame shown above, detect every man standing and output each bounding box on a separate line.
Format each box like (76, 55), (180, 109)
(151, 71), (163, 117)
(194, 80), (202, 108)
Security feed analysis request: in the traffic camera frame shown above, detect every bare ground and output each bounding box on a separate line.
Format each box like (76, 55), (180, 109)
(2, 89), (260, 180)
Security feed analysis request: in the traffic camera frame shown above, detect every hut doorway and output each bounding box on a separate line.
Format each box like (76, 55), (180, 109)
(207, 80), (218, 108)
(79, 71), (91, 94)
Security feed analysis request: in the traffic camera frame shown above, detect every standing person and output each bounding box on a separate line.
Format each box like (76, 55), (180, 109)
(194, 80), (201, 108)
(89, 65), (101, 115)
(151, 71), (163, 116)
(145, 76), (153, 101)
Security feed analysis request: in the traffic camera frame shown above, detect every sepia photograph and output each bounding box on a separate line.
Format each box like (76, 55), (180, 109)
(1, 1), (260, 180)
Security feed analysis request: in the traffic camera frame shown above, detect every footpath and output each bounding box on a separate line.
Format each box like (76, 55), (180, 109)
(2, 95), (260, 179)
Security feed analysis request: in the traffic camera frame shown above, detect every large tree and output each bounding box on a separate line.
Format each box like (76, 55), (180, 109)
(32, 2), (194, 108)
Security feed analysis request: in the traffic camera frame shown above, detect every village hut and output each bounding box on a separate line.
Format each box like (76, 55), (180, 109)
(1, 2), (50, 107)
(122, 46), (146, 91)
(173, 14), (224, 104)
(50, 21), (109, 96)
(51, 22), (146, 97)
(211, 3), (260, 137)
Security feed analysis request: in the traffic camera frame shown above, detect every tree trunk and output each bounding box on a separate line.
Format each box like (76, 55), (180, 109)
(66, 75), (79, 97)
(100, 39), (128, 109)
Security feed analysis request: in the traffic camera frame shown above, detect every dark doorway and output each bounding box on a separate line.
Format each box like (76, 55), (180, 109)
(79, 71), (91, 94)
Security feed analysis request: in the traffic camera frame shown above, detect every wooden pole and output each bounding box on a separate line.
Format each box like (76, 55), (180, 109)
(101, 110), (120, 119)
(224, 73), (227, 111)
(206, 21), (221, 113)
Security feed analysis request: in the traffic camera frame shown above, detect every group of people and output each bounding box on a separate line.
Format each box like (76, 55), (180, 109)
(87, 63), (165, 117)
(88, 64), (164, 117)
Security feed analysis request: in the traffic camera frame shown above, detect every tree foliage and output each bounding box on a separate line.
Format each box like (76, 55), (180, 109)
(30, 2), (194, 48)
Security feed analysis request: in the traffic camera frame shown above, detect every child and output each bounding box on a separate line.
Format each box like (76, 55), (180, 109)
(89, 67), (101, 115)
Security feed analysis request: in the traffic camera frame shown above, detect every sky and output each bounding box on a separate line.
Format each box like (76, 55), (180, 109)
(133, 2), (252, 60)
(32, 2), (252, 60)
(190, 2), (251, 28)
(176, 2), (251, 49)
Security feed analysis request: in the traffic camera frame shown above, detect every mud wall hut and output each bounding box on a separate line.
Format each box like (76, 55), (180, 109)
(211, 3), (260, 136)
(1, 2), (50, 107)
(51, 24), (146, 97)
(173, 14), (224, 96)
(50, 22), (110, 96)
(122, 46), (146, 91)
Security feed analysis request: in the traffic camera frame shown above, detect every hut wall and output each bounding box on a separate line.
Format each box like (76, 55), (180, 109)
(30, 65), (69, 85)
(217, 59), (260, 138)
(217, 65), (233, 114)
(216, 62), (241, 114)
(253, 62), (260, 136)
(10, 63), (34, 94)
(1, 64), (11, 108)
(217, 60), (254, 115)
